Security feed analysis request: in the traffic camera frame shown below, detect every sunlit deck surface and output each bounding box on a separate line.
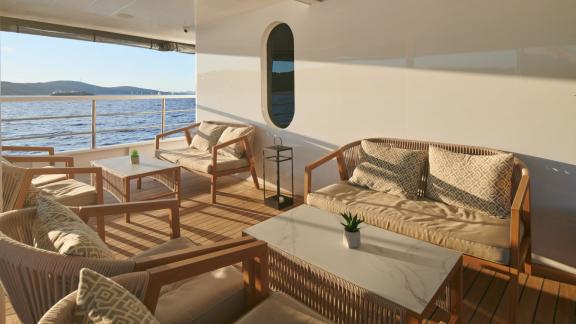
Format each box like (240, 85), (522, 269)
(5, 172), (576, 323)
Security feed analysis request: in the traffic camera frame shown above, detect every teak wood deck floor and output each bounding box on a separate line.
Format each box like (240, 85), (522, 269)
(5, 172), (576, 324)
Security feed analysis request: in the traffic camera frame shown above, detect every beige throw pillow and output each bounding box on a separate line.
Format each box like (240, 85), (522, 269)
(74, 268), (160, 324)
(33, 195), (114, 258)
(190, 121), (228, 151)
(426, 146), (513, 218)
(348, 140), (427, 199)
(216, 126), (253, 158)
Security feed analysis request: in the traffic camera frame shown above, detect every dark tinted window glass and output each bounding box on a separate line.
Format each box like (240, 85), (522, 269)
(267, 23), (294, 128)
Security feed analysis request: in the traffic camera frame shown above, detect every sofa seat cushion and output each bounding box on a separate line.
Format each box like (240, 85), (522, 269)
(132, 237), (246, 324)
(156, 148), (249, 173)
(236, 292), (330, 324)
(307, 182), (521, 265)
(37, 179), (98, 206)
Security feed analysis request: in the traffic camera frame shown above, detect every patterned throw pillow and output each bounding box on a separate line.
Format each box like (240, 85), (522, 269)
(74, 268), (160, 324)
(426, 146), (513, 218)
(0, 160), (40, 211)
(190, 121), (228, 151)
(216, 126), (253, 158)
(348, 140), (427, 199)
(33, 195), (114, 258)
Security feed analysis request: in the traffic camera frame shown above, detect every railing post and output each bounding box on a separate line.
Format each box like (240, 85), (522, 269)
(161, 98), (166, 133)
(91, 100), (97, 149)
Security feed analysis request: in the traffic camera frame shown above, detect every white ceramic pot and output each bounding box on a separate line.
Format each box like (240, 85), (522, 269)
(343, 230), (361, 249)
(131, 156), (140, 165)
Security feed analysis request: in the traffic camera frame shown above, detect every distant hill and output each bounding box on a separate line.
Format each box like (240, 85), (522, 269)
(0, 81), (194, 96)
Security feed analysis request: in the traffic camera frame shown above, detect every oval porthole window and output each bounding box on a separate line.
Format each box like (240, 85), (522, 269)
(266, 23), (294, 129)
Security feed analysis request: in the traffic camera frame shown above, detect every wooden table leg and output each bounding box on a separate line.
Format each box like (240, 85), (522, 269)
(175, 167), (182, 207)
(407, 314), (421, 324)
(449, 259), (463, 324)
(137, 177), (142, 190)
(124, 178), (131, 223)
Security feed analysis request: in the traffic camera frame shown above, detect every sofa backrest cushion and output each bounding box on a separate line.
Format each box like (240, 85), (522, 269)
(348, 140), (427, 199)
(216, 126), (254, 158)
(426, 146), (514, 218)
(190, 121), (228, 151)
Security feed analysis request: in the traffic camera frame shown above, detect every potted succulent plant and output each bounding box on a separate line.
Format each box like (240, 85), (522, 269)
(340, 212), (363, 249)
(130, 149), (140, 165)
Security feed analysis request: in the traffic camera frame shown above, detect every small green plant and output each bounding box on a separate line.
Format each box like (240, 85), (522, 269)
(340, 212), (363, 232)
(131, 149), (139, 158)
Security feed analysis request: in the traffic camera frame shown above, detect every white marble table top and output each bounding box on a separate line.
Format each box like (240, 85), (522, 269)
(91, 156), (178, 178)
(243, 205), (462, 315)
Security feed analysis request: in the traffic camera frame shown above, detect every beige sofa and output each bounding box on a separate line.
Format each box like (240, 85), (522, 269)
(155, 121), (259, 203)
(304, 138), (531, 323)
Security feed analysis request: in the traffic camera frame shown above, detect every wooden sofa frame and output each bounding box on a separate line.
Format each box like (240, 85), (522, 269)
(1, 145), (104, 210)
(155, 121), (259, 204)
(304, 138), (531, 324)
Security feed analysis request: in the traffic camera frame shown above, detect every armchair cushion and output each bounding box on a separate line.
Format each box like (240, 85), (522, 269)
(37, 179), (98, 206)
(190, 121), (228, 151)
(216, 126), (253, 158)
(348, 140), (427, 199)
(74, 268), (160, 324)
(33, 195), (114, 258)
(426, 146), (514, 218)
(131, 237), (246, 324)
(32, 166), (68, 187)
(156, 148), (249, 173)
(236, 292), (330, 324)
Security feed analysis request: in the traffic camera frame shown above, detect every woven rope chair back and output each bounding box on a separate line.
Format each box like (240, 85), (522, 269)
(0, 208), (135, 324)
(340, 138), (527, 199)
(1, 161), (27, 212)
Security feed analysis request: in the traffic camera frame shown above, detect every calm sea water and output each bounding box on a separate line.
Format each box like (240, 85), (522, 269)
(0, 98), (196, 152)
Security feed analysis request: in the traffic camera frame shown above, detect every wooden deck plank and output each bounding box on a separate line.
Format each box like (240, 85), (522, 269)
(554, 282), (576, 324)
(533, 278), (560, 323)
(3, 171), (576, 324)
(519, 273), (545, 323)
(470, 270), (509, 324)
(462, 267), (496, 323)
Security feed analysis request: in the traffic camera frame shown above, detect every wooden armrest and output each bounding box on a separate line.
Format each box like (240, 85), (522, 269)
(143, 240), (268, 312)
(155, 123), (200, 149)
(4, 155), (74, 166)
(304, 149), (347, 202)
(77, 199), (179, 219)
(133, 236), (257, 270)
(510, 172), (531, 269)
(1, 145), (55, 154)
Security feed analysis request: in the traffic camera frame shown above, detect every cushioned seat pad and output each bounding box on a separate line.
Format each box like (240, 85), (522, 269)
(236, 292), (331, 324)
(156, 148), (249, 173)
(37, 179), (98, 206)
(31, 167), (68, 187)
(132, 237), (245, 324)
(307, 182), (522, 264)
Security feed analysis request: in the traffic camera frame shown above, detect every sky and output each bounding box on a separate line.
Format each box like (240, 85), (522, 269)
(0, 32), (196, 92)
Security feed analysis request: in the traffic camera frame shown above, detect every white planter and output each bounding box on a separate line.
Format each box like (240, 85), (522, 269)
(343, 230), (361, 249)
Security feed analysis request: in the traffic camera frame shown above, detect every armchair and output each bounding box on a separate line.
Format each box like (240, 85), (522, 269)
(39, 239), (330, 324)
(1, 145), (103, 211)
(0, 198), (244, 324)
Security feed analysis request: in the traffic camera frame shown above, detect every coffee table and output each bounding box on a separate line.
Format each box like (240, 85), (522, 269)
(91, 156), (181, 238)
(243, 205), (462, 324)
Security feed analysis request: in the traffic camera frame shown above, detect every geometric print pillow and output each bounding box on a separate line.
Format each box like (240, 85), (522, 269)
(190, 121), (228, 152)
(32, 195), (114, 258)
(425, 146), (514, 218)
(348, 140), (428, 199)
(73, 268), (160, 324)
(216, 126), (253, 158)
